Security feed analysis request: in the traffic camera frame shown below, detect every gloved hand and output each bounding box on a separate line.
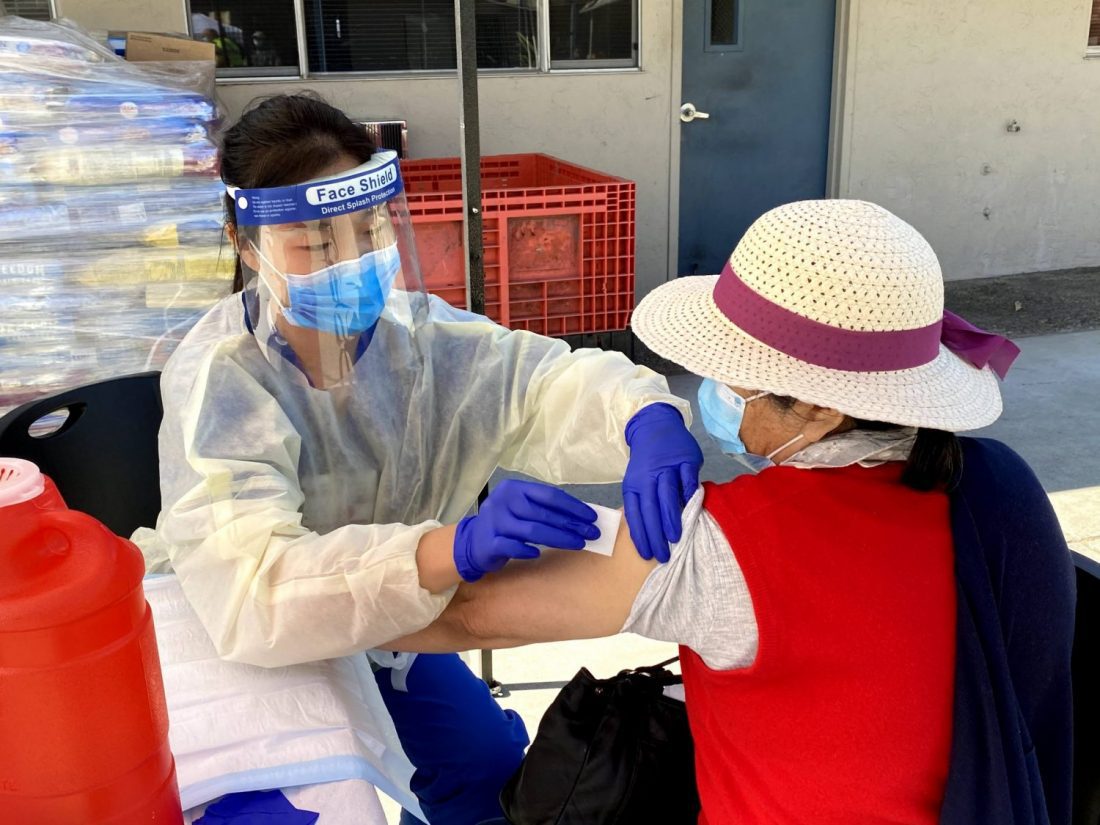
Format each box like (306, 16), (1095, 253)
(623, 403), (704, 564)
(454, 479), (600, 583)
(195, 789), (318, 824)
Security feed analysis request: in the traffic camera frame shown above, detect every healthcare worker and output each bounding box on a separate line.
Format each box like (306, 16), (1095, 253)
(138, 93), (702, 825)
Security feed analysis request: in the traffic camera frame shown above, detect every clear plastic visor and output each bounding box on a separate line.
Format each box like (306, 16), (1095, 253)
(228, 151), (427, 387)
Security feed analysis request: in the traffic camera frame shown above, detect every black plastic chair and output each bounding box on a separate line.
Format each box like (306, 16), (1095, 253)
(0, 372), (163, 538)
(1073, 558), (1100, 825)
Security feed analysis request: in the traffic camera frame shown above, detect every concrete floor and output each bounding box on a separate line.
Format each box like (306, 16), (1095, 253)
(944, 267), (1100, 339)
(970, 329), (1100, 494)
(384, 329), (1100, 822)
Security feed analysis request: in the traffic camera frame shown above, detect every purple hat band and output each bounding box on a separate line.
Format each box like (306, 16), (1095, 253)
(712, 262), (1020, 379)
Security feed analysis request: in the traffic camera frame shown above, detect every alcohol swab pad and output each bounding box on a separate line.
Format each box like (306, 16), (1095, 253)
(584, 503), (622, 557)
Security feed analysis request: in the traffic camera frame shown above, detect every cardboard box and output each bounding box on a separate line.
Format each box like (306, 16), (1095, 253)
(124, 32), (214, 63)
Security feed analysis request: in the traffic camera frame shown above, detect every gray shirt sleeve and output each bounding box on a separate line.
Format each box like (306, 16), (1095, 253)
(621, 490), (759, 671)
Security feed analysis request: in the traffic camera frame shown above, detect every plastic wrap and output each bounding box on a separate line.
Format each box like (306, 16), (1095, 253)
(0, 18), (231, 415)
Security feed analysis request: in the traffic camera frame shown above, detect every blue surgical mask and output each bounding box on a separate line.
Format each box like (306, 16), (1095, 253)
(697, 378), (804, 473)
(259, 243), (402, 336)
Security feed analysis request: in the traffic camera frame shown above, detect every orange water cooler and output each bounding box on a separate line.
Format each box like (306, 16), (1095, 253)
(0, 457), (183, 823)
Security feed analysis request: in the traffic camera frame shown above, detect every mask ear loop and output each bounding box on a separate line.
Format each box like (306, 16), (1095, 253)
(733, 389), (805, 462)
(767, 433), (806, 462)
(248, 240), (294, 318)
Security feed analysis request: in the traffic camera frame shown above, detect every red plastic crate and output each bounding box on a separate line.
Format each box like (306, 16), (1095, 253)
(401, 153), (636, 336)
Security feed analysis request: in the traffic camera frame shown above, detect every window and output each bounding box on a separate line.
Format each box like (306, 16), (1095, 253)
(191, 2), (300, 76)
(1, 0), (52, 19)
(188, 0), (636, 78)
(1090, 0), (1100, 50)
(549, 0), (638, 68)
(304, 0), (538, 73)
(705, 0), (738, 50)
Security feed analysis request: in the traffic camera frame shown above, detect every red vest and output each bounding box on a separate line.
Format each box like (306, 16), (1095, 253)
(683, 464), (956, 824)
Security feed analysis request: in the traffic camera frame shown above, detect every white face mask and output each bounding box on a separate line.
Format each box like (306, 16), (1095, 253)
(781, 428), (918, 470)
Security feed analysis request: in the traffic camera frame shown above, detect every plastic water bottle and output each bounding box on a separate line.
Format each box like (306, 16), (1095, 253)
(0, 457), (183, 823)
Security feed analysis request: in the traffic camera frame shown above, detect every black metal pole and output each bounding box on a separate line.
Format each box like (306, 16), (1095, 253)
(457, 0), (501, 694)
(455, 0), (485, 316)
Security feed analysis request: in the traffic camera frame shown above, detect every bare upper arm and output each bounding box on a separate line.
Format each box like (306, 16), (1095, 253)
(389, 514), (656, 652)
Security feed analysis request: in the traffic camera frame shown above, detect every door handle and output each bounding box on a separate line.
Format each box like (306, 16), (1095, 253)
(680, 103), (710, 123)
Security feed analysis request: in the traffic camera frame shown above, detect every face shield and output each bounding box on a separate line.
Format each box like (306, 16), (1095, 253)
(228, 150), (428, 388)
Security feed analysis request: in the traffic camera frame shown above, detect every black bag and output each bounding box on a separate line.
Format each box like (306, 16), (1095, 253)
(499, 657), (701, 824)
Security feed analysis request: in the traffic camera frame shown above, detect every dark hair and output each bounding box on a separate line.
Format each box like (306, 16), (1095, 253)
(219, 93), (375, 292)
(768, 395), (962, 491)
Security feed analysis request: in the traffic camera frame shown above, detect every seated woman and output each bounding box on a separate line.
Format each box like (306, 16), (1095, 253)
(396, 200), (1076, 825)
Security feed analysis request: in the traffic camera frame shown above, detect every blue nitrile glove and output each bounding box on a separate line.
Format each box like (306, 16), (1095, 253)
(454, 479), (600, 583)
(195, 789), (319, 824)
(623, 403), (704, 564)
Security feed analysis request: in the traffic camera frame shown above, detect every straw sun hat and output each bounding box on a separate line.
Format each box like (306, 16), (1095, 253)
(633, 200), (1020, 432)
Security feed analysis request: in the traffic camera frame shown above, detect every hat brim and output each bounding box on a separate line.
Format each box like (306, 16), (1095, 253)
(632, 276), (1003, 432)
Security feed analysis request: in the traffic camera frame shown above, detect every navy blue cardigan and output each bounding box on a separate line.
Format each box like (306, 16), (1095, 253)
(940, 438), (1077, 824)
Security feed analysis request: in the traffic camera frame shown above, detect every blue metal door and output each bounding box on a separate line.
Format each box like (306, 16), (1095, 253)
(677, 0), (836, 275)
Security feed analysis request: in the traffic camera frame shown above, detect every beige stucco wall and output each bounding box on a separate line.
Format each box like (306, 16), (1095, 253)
(56, 0), (188, 34)
(833, 0), (1100, 279)
(59, 0), (682, 297)
(55, 0), (1100, 284)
